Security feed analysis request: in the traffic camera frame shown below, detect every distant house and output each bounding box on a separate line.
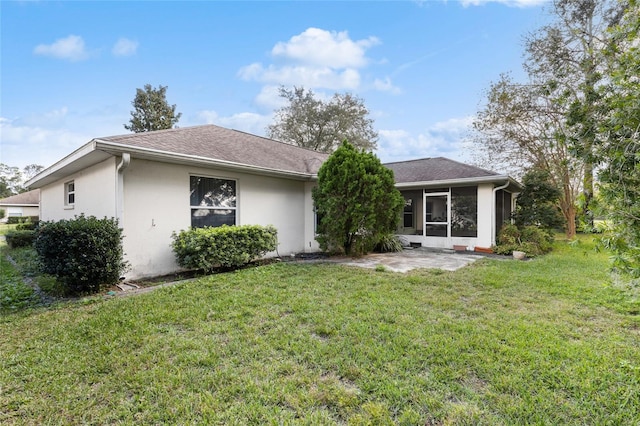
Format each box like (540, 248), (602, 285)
(385, 158), (521, 251)
(26, 124), (520, 279)
(0, 189), (40, 222)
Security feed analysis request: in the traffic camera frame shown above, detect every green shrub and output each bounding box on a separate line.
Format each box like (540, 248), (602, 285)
(520, 225), (553, 255)
(6, 216), (38, 225)
(0, 208), (5, 219)
(34, 215), (128, 295)
(171, 224), (278, 271)
(5, 230), (36, 249)
(494, 224), (553, 257)
(16, 220), (39, 230)
(497, 223), (520, 246)
(373, 233), (404, 253)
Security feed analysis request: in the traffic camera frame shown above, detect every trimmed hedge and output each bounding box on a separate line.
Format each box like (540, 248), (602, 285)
(5, 230), (36, 249)
(34, 215), (128, 295)
(16, 220), (39, 230)
(172, 225), (278, 271)
(7, 216), (39, 225)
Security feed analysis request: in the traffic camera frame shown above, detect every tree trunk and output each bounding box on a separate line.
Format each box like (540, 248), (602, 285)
(566, 204), (577, 239)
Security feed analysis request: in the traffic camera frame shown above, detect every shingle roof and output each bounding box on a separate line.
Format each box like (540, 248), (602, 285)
(98, 124), (329, 175)
(0, 189), (40, 205)
(384, 157), (500, 184)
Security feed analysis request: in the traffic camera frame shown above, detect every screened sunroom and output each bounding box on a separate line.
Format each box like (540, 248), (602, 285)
(385, 158), (521, 251)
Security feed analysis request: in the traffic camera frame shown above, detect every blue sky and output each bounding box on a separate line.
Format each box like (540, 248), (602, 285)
(1, 0), (550, 171)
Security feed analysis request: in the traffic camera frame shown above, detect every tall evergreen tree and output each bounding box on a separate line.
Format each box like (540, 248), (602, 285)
(124, 84), (182, 133)
(312, 141), (403, 255)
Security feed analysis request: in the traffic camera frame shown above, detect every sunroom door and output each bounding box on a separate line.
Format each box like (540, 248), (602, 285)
(424, 192), (449, 239)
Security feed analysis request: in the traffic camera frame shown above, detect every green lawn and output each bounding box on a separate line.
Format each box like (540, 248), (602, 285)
(0, 223), (18, 235)
(1, 237), (639, 424)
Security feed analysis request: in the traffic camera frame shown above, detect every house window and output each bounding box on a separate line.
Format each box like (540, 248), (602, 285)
(451, 186), (477, 237)
(190, 176), (236, 228)
(64, 181), (75, 206)
(403, 198), (414, 228)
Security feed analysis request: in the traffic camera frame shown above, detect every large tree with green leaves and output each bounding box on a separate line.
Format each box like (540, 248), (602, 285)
(0, 163), (44, 197)
(473, 0), (623, 238)
(597, 0), (640, 277)
(473, 74), (583, 238)
(267, 86), (378, 153)
(312, 141), (403, 255)
(525, 0), (624, 230)
(124, 84), (182, 133)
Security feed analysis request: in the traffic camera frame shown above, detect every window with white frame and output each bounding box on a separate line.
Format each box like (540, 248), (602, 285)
(190, 176), (236, 228)
(64, 181), (75, 206)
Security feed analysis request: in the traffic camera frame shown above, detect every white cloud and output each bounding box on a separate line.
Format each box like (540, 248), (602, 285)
(238, 27), (383, 92)
(373, 77), (402, 94)
(271, 28), (379, 69)
(254, 85), (288, 110)
(34, 35), (88, 61)
(460, 0), (547, 7)
(376, 116), (474, 163)
(239, 63), (361, 90)
(112, 38), (138, 57)
(196, 110), (272, 136)
(0, 116), (90, 169)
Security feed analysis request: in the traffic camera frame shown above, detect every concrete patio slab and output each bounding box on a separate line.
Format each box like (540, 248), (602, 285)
(313, 248), (484, 273)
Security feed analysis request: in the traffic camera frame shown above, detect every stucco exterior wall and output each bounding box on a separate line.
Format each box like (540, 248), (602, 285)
(121, 159), (314, 279)
(476, 183), (494, 248)
(304, 181), (321, 252)
(1, 206), (39, 218)
(39, 158), (117, 222)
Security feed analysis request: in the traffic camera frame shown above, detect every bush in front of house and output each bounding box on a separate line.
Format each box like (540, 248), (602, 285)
(16, 220), (39, 230)
(494, 223), (554, 256)
(373, 233), (404, 253)
(7, 216), (39, 225)
(34, 215), (128, 295)
(5, 230), (36, 249)
(171, 224), (278, 271)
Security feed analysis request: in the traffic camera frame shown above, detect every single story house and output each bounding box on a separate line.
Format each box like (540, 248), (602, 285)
(0, 189), (40, 222)
(26, 124), (520, 279)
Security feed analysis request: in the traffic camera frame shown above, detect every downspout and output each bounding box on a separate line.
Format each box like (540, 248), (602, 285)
(116, 153), (131, 222)
(491, 181), (510, 246)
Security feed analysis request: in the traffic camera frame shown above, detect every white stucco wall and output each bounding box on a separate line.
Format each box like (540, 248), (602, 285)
(476, 183), (494, 248)
(39, 158), (117, 222)
(1, 206), (39, 218)
(121, 159), (314, 279)
(304, 181), (321, 252)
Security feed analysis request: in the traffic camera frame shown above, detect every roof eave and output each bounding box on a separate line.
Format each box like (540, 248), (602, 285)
(94, 139), (319, 181)
(25, 140), (103, 188)
(395, 175), (522, 190)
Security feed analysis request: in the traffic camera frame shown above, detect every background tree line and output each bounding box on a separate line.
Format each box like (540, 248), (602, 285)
(472, 0), (640, 276)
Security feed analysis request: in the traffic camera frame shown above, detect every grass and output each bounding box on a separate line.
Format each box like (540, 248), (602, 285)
(0, 234), (38, 311)
(0, 223), (18, 235)
(1, 236), (639, 424)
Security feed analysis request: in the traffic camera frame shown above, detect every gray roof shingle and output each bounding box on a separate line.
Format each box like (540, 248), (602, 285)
(384, 157), (500, 184)
(98, 124), (329, 175)
(0, 189), (40, 205)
